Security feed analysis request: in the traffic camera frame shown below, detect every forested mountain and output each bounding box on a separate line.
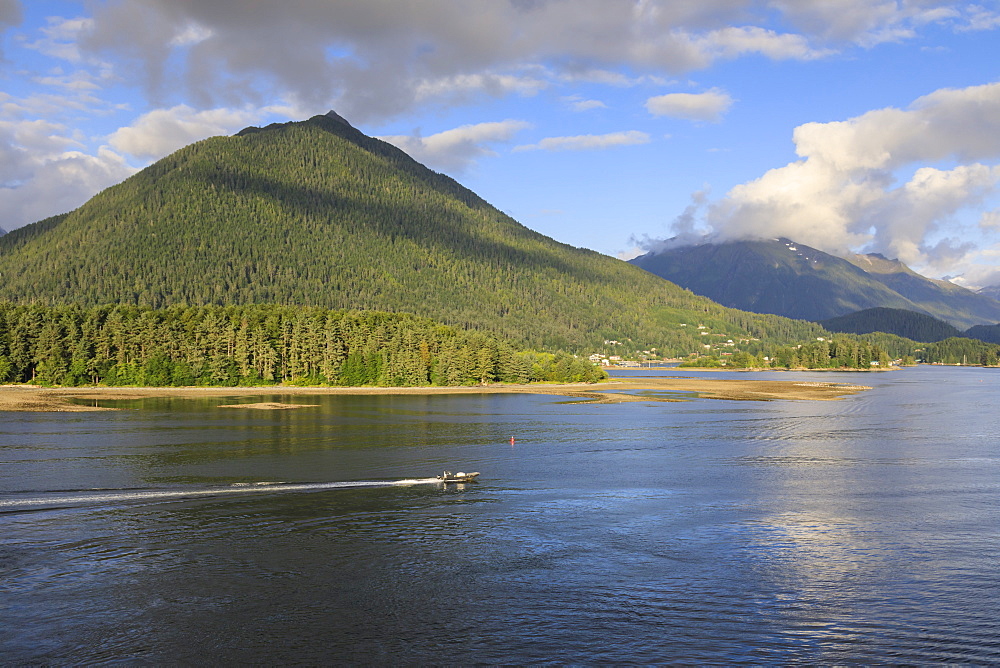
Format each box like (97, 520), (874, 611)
(964, 323), (1000, 344)
(818, 307), (963, 342)
(630, 238), (1000, 329)
(0, 112), (825, 355)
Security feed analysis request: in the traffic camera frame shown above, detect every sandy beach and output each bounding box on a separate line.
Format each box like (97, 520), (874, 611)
(0, 377), (871, 412)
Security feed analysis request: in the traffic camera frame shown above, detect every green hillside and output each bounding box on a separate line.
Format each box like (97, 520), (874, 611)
(0, 113), (824, 355)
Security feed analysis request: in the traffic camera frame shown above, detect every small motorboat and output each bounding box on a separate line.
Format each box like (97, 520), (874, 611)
(437, 470), (480, 483)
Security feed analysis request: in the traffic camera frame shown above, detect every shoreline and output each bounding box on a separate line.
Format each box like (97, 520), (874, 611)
(0, 377), (871, 412)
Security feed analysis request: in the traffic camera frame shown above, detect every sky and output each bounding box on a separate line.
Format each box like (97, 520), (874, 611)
(3, 1), (1000, 288)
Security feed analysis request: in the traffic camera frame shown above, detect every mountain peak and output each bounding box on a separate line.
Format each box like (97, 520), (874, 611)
(323, 109), (353, 127)
(845, 251), (912, 275)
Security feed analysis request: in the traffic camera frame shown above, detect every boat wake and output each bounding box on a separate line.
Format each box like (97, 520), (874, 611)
(0, 477), (443, 512)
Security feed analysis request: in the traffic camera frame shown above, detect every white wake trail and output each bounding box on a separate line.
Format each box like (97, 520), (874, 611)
(0, 477), (444, 510)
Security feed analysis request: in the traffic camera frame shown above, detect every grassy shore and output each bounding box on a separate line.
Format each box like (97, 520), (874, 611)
(0, 377), (871, 412)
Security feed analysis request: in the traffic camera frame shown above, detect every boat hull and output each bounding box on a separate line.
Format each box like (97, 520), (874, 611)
(437, 471), (480, 483)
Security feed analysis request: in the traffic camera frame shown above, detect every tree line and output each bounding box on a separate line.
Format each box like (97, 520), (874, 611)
(683, 333), (1000, 368)
(0, 303), (606, 387)
(681, 337), (893, 369)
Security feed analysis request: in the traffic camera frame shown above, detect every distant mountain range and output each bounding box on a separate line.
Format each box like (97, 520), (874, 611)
(630, 238), (1000, 330)
(0, 112), (826, 354)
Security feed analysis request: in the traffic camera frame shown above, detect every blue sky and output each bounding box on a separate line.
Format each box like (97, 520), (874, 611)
(3, 1), (1000, 287)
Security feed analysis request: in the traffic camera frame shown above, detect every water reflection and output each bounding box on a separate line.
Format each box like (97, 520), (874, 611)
(2, 367), (1000, 663)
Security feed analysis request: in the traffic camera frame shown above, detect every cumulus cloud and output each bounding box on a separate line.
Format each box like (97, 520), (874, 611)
(769, 0), (956, 45)
(0, 119), (135, 230)
(961, 5), (1000, 31)
(646, 88), (733, 121)
(953, 249), (1000, 290)
(24, 16), (96, 63)
(558, 69), (671, 87)
(981, 210), (1000, 228)
(73, 0), (957, 124)
(514, 130), (650, 152)
(107, 105), (270, 160)
(414, 70), (549, 104)
(380, 120), (530, 172)
(675, 81), (1000, 276)
(564, 95), (607, 112)
(697, 26), (830, 60)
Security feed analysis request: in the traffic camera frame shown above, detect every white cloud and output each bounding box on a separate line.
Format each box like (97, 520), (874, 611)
(107, 105), (270, 160)
(952, 248), (1000, 289)
(871, 164), (1000, 269)
(1, 89), (120, 118)
(75, 0), (960, 124)
(1, 147), (134, 223)
(33, 70), (103, 92)
(169, 22), (214, 47)
(646, 88), (733, 121)
(564, 96), (607, 112)
(0, 119), (135, 230)
(768, 0), (953, 45)
(981, 210), (1000, 228)
(413, 71), (549, 104)
(698, 26), (831, 60)
(1, 101), (293, 230)
(693, 81), (1000, 275)
(514, 130), (651, 152)
(24, 16), (95, 63)
(616, 246), (646, 261)
(961, 5), (1000, 31)
(558, 69), (671, 87)
(380, 120), (531, 172)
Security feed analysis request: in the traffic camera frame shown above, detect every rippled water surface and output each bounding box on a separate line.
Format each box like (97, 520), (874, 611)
(2, 366), (999, 663)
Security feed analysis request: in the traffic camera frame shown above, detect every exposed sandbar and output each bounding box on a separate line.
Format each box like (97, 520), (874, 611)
(218, 402), (320, 410)
(0, 377), (870, 413)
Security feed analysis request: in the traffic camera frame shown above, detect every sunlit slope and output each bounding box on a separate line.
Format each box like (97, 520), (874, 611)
(0, 114), (821, 351)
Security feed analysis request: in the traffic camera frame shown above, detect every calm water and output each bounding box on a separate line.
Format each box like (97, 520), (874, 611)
(2, 366), (999, 664)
